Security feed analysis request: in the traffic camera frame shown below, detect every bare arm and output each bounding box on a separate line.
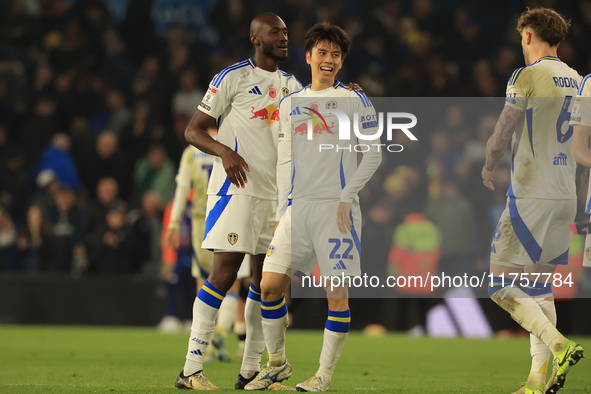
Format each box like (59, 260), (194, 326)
(185, 109), (250, 188)
(482, 106), (522, 191)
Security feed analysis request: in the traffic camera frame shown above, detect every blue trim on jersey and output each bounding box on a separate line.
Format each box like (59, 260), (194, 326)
(353, 90), (370, 107)
(217, 139), (238, 196)
(350, 212), (362, 255)
(508, 67), (525, 86)
(527, 108), (534, 156)
(279, 68), (302, 87)
(586, 195), (591, 214)
(248, 57), (256, 68)
(203, 195), (232, 243)
(339, 151), (346, 189)
(507, 182), (514, 197)
(578, 74), (591, 95)
(546, 249), (569, 265)
(538, 56), (560, 62)
(509, 196), (542, 263)
(212, 60), (250, 87)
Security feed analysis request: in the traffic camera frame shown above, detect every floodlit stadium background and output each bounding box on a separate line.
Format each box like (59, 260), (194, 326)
(0, 0), (590, 336)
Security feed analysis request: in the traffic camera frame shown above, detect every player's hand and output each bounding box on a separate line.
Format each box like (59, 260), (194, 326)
(337, 202), (353, 234)
(346, 82), (363, 92)
(273, 221), (279, 236)
(221, 147), (250, 188)
(165, 227), (180, 250)
(481, 165), (496, 191)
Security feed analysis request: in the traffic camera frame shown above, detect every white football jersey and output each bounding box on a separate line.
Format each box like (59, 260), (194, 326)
(276, 81), (382, 220)
(198, 58), (302, 200)
(504, 56), (582, 200)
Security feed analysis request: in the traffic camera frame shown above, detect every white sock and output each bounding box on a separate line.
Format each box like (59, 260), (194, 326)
(217, 291), (239, 337)
(528, 295), (556, 386)
(183, 281), (225, 376)
(261, 295), (289, 367)
(317, 309), (350, 381)
(240, 283), (266, 379)
(490, 286), (564, 354)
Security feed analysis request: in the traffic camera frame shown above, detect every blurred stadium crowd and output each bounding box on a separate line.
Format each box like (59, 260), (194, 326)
(0, 0), (591, 283)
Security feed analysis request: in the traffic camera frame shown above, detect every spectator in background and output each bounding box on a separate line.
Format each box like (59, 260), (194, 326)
(51, 72), (78, 131)
(45, 188), (84, 273)
(104, 88), (131, 134)
(82, 130), (130, 200)
(132, 57), (167, 123)
(128, 190), (165, 277)
(87, 205), (134, 275)
(120, 101), (153, 166)
(82, 176), (127, 265)
(172, 68), (204, 119)
(16, 205), (53, 273)
(68, 116), (96, 172)
(20, 95), (59, 165)
(425, 177), (477, 277)
(0, 126), (27, 221)
(101, 29), (133, 92)
(0, 201), (18, 272)
(132, 144), (175, 207)
(35, 133), (82, 192)
(427, 131), (461, 174)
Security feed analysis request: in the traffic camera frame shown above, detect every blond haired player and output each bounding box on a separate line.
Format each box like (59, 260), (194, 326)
(482, 8), (584, 394)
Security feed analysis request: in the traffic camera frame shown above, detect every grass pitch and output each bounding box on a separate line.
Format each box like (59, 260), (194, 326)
(0, 325), (589, 393)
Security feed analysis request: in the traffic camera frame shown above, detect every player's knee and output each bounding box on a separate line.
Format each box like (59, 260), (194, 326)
(260, 276), (284, 302)
(327, 297), (349, 312)
(208, 270), (238, 293)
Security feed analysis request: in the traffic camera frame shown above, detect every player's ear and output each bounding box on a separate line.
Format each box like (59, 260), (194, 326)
(525, 31), (532, 45)
(305, 51), (311, 65)
(251, 35), (258, 46)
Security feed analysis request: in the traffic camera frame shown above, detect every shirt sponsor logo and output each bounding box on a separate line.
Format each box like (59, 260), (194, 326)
(249, 105), (279, 124)
(553, 152), (567, 166)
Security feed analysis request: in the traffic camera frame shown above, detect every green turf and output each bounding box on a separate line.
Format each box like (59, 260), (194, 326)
(0, 326), (589, 393)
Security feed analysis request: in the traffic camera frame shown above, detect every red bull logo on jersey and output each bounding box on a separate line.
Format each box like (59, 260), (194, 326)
(249, 105), (279, 124)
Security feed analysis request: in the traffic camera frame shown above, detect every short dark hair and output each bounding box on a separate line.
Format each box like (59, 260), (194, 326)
(304, 22), (350, 58)
(516, 7), (570, 46)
